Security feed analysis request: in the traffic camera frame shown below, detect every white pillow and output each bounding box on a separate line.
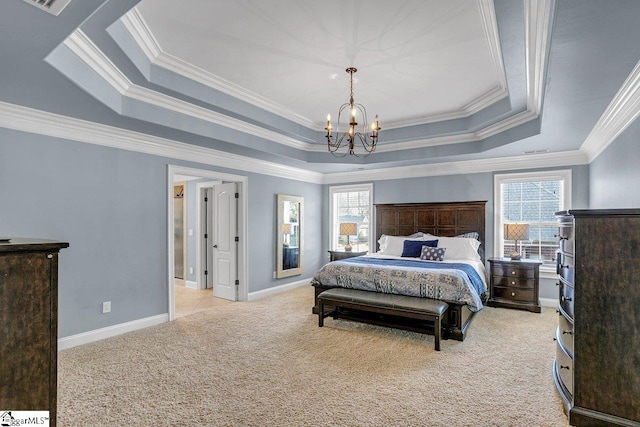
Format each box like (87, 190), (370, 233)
(378, 235), (426, 256)
(435, 236), (481, 260)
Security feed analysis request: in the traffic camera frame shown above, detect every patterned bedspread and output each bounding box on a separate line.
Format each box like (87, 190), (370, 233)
(311, 257), (486, 312)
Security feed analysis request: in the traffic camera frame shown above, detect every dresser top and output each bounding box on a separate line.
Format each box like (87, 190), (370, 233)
(0, 238), (69, 253)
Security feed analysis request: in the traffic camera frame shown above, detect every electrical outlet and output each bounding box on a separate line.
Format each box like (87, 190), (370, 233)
(273, 271), (276, 278)
(189, 267), (194, 275)
(102, 301), (111, 313)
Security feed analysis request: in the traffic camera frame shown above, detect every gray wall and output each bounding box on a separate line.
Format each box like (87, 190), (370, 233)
(589, 119), (640, 209)
(0, 127), (323, 338)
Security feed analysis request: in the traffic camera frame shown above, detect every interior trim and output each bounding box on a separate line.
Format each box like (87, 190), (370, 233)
(0, 100), (324, 184)
(580, 59), (640, 161)
(0, 100), (591, 184)
(121, 1), (510, 132)
(58, 314), (168, 350)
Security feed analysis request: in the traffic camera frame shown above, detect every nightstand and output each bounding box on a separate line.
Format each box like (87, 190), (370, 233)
(328, 250), (367, 262)
(487, 258), (542, 313)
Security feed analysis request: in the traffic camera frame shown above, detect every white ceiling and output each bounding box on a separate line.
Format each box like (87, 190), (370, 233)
(135, 0), (506, 129)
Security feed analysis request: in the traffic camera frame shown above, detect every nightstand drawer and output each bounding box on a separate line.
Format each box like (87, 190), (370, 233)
(492, 286), (534, 302)
(491, 264), (536, 279)
(491, 275), (535, 289)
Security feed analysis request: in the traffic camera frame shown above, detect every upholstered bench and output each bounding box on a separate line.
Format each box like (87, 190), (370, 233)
(317, 288), (449, 351)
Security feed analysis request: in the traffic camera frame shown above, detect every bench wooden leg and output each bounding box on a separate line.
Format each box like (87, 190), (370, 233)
(318, 300), (324, 327)
(434, 315), (441, 351)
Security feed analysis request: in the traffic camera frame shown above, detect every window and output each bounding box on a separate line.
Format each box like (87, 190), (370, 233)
(494, 170), (571, 270)
(329, 184), (373, 253)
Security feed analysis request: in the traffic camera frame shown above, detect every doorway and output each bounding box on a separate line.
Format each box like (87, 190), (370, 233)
(167, 165), (248, 321)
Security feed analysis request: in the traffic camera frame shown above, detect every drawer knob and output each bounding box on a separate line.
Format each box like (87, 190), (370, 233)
(561, 296), (573, 302)
(562, 330), (573, 335)
(511, 271), (516, 275)
(511, 292), (516, 297)
(560, 264), (569, 269)
(555, 282), (560, 287)
(556, 235), (568, 241)
(559, 365), (570, 370)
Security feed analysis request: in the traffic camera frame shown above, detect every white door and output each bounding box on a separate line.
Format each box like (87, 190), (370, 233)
(213, 183), (237, 301)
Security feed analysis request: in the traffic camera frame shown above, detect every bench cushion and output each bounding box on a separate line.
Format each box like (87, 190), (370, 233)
(318, 288), (448, 316)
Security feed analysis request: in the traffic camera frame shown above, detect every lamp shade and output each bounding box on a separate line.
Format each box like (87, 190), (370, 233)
(282, 223), (292, 235)
(339, 222), (358, 236)
(504, 223), (529, 241)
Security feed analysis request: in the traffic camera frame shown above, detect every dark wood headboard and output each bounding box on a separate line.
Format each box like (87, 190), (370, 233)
(375, 201), (487, 259)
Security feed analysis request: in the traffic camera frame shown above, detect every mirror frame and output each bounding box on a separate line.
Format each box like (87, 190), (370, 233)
(276, 194), (304, 278)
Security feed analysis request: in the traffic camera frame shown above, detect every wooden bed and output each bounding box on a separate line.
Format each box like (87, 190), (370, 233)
(312, 200), (487, 341)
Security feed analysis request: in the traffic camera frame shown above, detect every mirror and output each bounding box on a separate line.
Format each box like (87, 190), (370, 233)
(276, 194), (303, 278)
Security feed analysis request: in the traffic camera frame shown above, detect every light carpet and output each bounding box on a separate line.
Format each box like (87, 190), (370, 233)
(58, 286), (569, 426)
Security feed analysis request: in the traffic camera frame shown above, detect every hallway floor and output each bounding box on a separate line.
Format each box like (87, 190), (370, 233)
(174, 284), (232, 318)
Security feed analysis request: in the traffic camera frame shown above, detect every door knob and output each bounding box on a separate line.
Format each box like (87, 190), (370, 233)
(213, 244), (218, 248)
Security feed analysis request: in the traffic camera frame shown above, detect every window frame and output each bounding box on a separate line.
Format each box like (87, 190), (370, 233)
(493, 170), (571, 276)
(329, 183), (374, 253)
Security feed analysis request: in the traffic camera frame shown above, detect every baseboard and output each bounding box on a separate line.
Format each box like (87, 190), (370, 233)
(185, 280), (197, 289)
(248, 278), (310, 301)
(540, 297), (557, 308)
(58, 313), (168, 350)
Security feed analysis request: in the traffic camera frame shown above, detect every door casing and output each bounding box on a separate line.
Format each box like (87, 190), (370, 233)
(167, 165), (248, 321)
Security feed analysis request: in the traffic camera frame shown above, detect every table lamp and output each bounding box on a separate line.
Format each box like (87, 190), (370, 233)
(504, 223), (529, 260)
(339, 222), (358, 251)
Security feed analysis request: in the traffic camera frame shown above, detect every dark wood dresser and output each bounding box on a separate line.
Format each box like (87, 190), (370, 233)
(0, 238), (69, 427)
(553, 210), (640, 426)
(487, 258), (541, 313)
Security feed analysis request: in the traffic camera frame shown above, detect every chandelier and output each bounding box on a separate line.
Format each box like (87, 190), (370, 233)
(325, 67), (380, 157)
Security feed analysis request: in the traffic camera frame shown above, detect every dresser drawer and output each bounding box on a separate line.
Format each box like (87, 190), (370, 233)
(492, 264), (536, 279)
(557, 315), (574, 356)
(558, 280), (574, 320)
(556, 253), (574, 284)
(492, 286), (534, 303)
(557, 226), (574, 254)
(555, 343), (573, 395)
(492, 276), (535, 289)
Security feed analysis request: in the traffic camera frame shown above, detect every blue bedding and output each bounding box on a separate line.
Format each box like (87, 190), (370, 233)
(311, 256), (486, 312)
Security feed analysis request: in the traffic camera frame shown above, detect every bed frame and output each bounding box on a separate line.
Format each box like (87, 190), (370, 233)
(312, 200), (487, 341)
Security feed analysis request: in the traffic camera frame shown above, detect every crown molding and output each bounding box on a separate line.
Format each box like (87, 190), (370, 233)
(58, 3), (559, 159)
(382, 86), (509, 130)
(64, 28), (533, 156)
(121, 8), (317, 130)
(64, 30), (131, 96)
(581, 60), (640, 162)
(0, 100), (324, 184)
(525, 0), (556, 115)
(0, 100), (590, 185)
(322, 150), (589, 184)
(123, 3), (510, 132)
(479, 0), (509, 92)
(352, 109), (538, 153)
(63, 30), (313, 151)
(118, 7), (162, 61)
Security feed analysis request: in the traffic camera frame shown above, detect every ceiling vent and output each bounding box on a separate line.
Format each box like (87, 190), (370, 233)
(21, 0), (72, 16)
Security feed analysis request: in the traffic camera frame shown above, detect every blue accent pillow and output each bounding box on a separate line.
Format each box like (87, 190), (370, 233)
(421, 246), (446, 261)
(401, 239), (438, 257)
